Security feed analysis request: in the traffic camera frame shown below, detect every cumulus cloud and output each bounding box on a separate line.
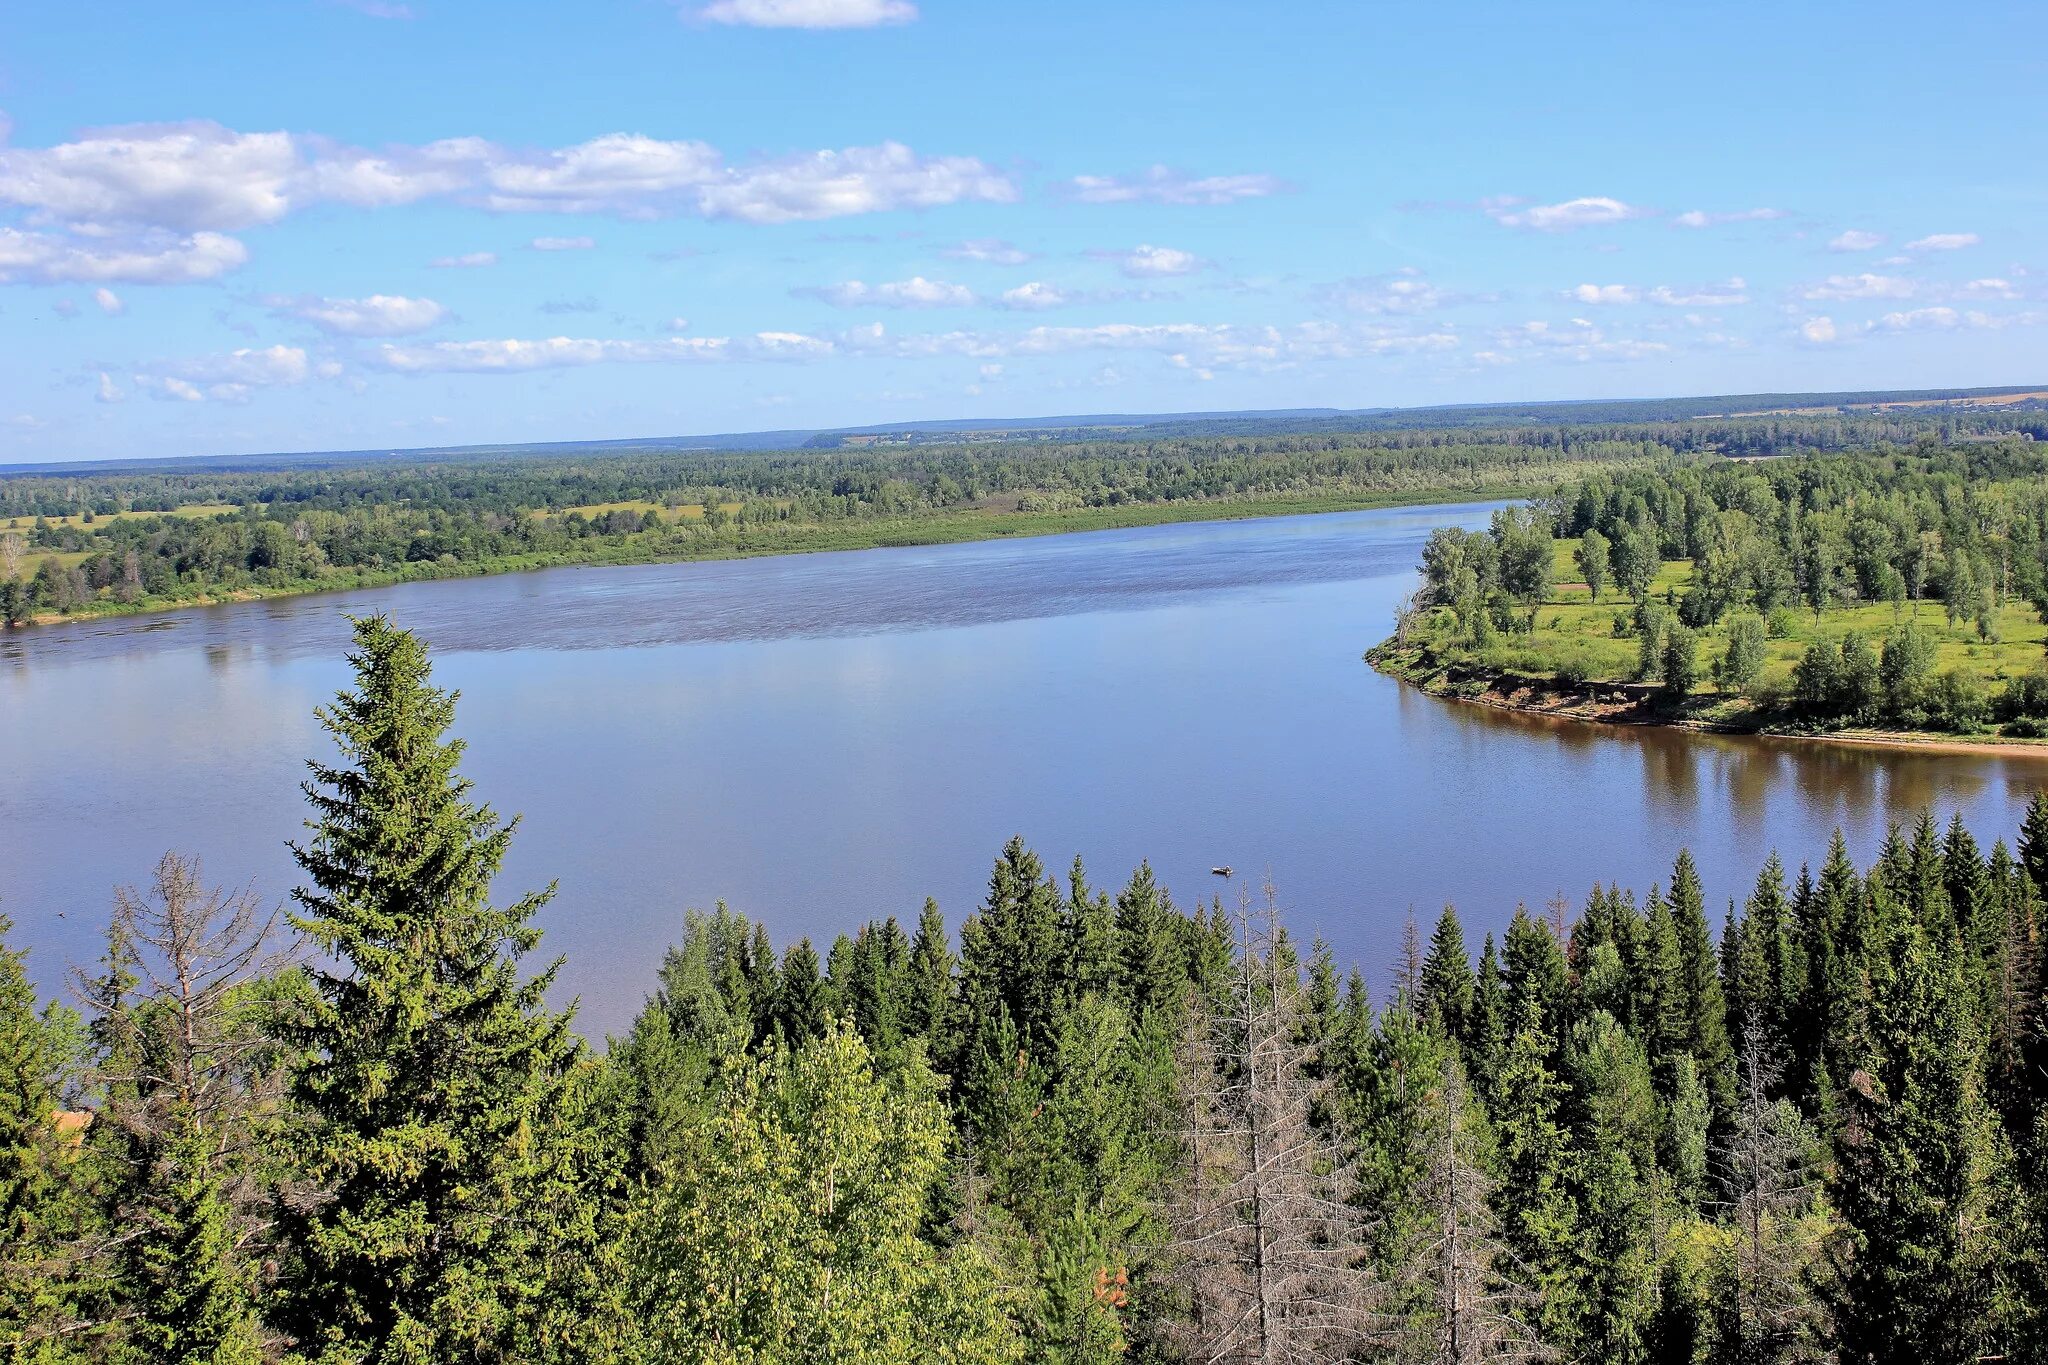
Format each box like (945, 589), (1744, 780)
(95, 371), (123, 403)
(1672, 207), (1784, 228)
(430, 251), (497, 268)
(0, 121), (1012, 238)
(93, 286), (123, 314)
(696, 142), (1016, 223)
(1648, 277), (1747, 307)
(135, 344), (318, 401)
(376, 334), (740, 372)
(1906, 232), (1978, 251)
(1799, 273), (1915, 301)
(1828, 229), (1883, 252)
(1092, 244), (1200, 278)
(1963, 278), (2020, 300)
(1800, 316), (1838, 344)
(1569, 283), (1639, 305)
(1478, 317), (1668, 362)
(695, 0), (916, 27)
(0, 226), (247, 284)
(997, 281), (1069, 310)
(273, 293), (446, 336)
(531, 235), (595, 250)
(1323, 268), (1457, 314)
(1064, 166), (1284, 206)
(943, 237), (1032, 265)
(1868, 307), (1961, 331)
(799, 275), (976, 307)
(1484, 196), (1650, 232)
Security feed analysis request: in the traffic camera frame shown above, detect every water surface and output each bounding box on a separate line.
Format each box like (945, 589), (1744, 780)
(5, 504), (2043, 1035)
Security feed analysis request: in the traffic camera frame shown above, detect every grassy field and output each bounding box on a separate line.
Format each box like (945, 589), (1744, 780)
(1374, 539), (2048, 739)
(4, 502), (239, 531)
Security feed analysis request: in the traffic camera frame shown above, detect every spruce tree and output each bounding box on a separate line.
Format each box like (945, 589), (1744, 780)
(278, 616), (580, 1363)
(2020, 790), (2048, 905)
(904, 897), (959, 1057)
(1418, 905), (1475, 1045)
(1669, 850), (1736, 1119)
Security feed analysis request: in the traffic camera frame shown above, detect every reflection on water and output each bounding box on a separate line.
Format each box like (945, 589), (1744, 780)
(3, 502), (2045, 1036)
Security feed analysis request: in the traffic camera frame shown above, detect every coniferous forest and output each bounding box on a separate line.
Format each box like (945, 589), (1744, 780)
(6, 614), (2048, 1363)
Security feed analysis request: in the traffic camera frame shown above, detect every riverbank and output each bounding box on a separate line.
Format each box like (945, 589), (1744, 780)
(1367, 639), (2048, 759)
(3, 485), (1532, 635)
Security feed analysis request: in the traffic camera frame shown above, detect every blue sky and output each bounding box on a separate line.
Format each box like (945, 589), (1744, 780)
(2, 0), (2044, 463)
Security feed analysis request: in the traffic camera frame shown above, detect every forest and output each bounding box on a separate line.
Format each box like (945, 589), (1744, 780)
(3, 403), (2037, 629)
(1378, 434), (2048, 739)
(8, 614), (2048, 1363)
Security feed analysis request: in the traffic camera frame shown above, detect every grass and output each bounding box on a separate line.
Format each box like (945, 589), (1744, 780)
(1373, 537), (2048, 743)
(4, 502), (238, 531)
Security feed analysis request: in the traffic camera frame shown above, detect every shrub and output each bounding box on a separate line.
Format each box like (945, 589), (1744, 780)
(1997, 671), (2048, 721)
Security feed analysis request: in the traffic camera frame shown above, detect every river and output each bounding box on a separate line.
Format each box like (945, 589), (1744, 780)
(4, 501), (2043, 1036)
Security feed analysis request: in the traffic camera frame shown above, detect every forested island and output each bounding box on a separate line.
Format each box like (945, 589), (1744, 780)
(8, 615), (2048, 1362)
(1370, 434), (2048, 747)
(5, 396), (2043, 632)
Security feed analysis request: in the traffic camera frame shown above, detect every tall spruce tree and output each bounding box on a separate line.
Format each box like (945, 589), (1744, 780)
(278, 616), (580, 1364)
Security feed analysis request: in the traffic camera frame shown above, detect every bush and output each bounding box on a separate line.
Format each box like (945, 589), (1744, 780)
(2005, 717), (2047, 739)
(1766, 607), (1799, 640)
(1928, 670), (1989, 733)
(1997, 671), (2048, 721)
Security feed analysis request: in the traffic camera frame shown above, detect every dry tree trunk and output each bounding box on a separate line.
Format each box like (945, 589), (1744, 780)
(1165, 879), (1387, 1365)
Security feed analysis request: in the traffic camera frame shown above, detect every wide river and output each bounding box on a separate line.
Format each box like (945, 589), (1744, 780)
(5, 502), (2045, 1036)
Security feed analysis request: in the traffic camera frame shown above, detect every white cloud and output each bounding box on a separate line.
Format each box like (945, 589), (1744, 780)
(531, 235), (596, 251)
(92, 286), (123, 314)
(1672, 207), (1784, 228)
(0, 122), (1010, 237)
(1963, 278), (2020, 300)
(695, 0), (916, 27)
(430, 251), (497, 268)
(333, 0), (415, 17)
(135, 344), (315, 401)
(95, 371), (123, 403)
(1325, 268), (1455, 314)
(1483, 317), (1669, 361)
(1484, 196), (1649, 232)
(943, 237), (1031, 265)
(997, 281), (1069, 310)
(0, 123), (302, 231)
(1868, 307), (1961, 332)
(374, 335), (735, 373)
(1569, 283), (1639, 305)
(276, 293), (446, 336)
(1906, 232), (1978, 251)
(695, 142), (1015, 223)
(1093, 243), (1200, 278)
(1828, 229), (1883, 252)
(1800, 316), (1838, 344)
(1065, 166), (1284, 206)
(0, 226), (247, 284)
(1799, 273), (1915, 301)
(1648, 277), (1748, 307)
(802, 275), (976, 308)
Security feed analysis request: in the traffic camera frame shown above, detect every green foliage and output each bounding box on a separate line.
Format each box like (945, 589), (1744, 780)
(277, 616), (582, 1363)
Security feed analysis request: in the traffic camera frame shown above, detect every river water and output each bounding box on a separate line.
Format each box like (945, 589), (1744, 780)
(4, 502), (2043, 1036)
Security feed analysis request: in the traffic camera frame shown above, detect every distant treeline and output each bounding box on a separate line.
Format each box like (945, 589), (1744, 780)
(8, 616), (2048, 1362)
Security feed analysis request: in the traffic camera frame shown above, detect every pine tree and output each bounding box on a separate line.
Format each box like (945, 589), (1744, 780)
(1, 913), (96, 1361)
(278, 617), (581, 1363)
(1113, 863), (1185, 1023)
(773, 938), (832, 1047)
(2019, 790), (2048, 904)
(1669, 851), (1735, 1119)
(904, 897), (959, 1056)
(1419, 906), (1476, 1045)
(1065, 857), (1119, 1004)
(959, 839), (1066, 1057)
(1561, 1011), (1659, 1359)
(1489, 995), (1579, 1350)
(1833, 934), (2009, 1362)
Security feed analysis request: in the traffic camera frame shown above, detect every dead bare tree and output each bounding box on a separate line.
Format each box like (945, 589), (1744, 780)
(0, 529), (22, 583)
(76, 852), (296, 1353)
(1711, 1011), (1829, 1359)
(1165, 878), (1386, 1365)
(1398, 1051), (1549, 1364)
